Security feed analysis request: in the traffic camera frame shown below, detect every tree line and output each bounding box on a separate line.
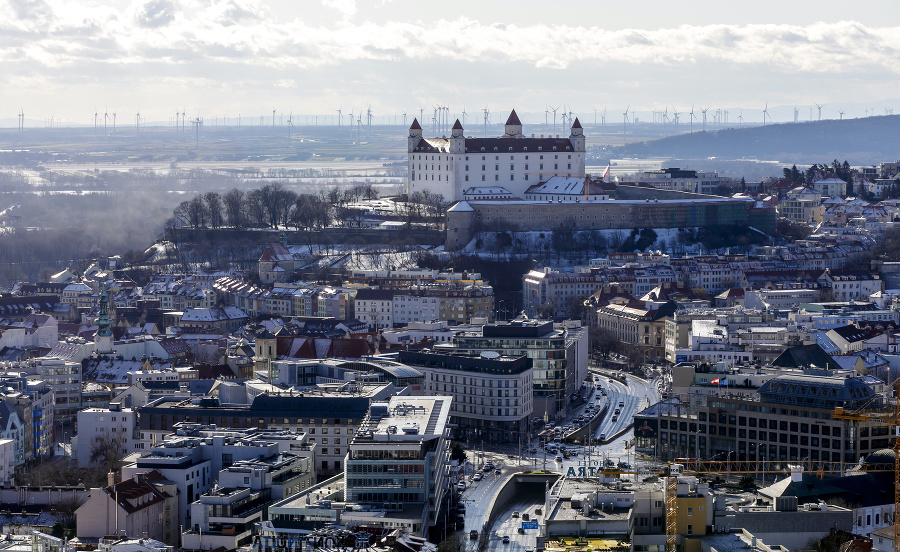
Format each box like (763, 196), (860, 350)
(172, 183), (447, 230)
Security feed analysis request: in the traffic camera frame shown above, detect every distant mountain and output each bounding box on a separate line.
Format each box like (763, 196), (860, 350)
(610, 115), (900, 166)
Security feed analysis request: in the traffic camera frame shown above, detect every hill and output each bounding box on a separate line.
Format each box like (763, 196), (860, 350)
(610, 115), (900, 165)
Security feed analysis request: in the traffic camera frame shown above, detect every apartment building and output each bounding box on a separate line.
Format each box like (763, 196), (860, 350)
(399, 349), (533, 443)
(451, 319), (587, 421)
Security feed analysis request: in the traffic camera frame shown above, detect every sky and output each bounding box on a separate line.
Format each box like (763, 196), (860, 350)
(3, 0), (900, 127)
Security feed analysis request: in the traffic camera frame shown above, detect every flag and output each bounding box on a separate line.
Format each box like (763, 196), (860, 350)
(710, 377), (720, 385)
(602, 163), (611, 180)
(721, 378), (728, 386)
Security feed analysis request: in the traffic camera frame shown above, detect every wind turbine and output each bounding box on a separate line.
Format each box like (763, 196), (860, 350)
(689, 104), (696, 133)
(672, 106), (680, 133)
(135, 109), (141, 133)
(550, 105), (560, 133)
(815, 103), (824, 121)
(18, 109), (24, 132)
(838, 107), (845, 120)
(700, 107), (710, 131)
(288, 112), (293, 139)
(793, 106), (799, 123)
(336, 106), (342, 128)
(104, 108), (108, 134)
(272, 108), (276, 127)
(622, 106), (630, 145)
(482, 105), (490, 136)
(545, 104), (549, 126)
(738, 111), (743, 124)
(402, 110), (408, 127)
(112, 110), (117, 132)
(461, 106), (468, 126)
(593, 107), (598, 126)
(762, 102), (770, 125)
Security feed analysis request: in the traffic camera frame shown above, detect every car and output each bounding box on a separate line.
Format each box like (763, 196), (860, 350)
(619, 401), (625, 407)
(518, 527), (525, 534)
(458, 504), (466, 514)
(458, 482), (466, 491)
(473, 472), (483, 481)
(555, 455), (563, 462)
(470, 531), (479, 540)
(512, 511), (519, 518)
(570, 449), (579, 456)
(598, 433), (607, 441)
(495, 468), (501, 475)
(522, 513), (530, 521)
(614, 408), (620, 414)
(502, 536), (510, 544)
(534, 508), (542, 515)
(612, 415), (618, 422)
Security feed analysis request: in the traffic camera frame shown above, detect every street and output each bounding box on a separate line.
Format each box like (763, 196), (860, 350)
(459, 370), (662, 541)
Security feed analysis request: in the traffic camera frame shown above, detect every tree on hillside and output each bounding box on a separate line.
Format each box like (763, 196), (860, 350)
(223, 188), (245, 228)
(204, 192), (223, 228)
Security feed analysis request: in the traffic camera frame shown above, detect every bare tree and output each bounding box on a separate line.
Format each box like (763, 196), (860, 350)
(204, 192), (224, 228)
(223, 188), (245, 228)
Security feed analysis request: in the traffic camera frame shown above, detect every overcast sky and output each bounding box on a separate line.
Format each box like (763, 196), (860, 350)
(4, 0), (900, 126)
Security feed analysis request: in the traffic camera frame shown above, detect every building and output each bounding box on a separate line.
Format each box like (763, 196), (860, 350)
(344, 396), (452, 535)
(136, 387), (391, 476)
(76, 470), (179, 546)
(75, 403), (139, 468)
(354, 289), (395, 331)
(523, 176), (611, 202)
(634, 372), (888, 462)
(182, 438), (315, 551)
(618, 167), (731, 195)
(258, 238), (295, 284)
(407, 111), (586, 201)
(399, 349), (533, 443)
(776, 186), (825, 223)
(450, 319), (587, 421)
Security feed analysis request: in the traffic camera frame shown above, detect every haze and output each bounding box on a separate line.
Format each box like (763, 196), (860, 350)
(3, 0), (900, 125)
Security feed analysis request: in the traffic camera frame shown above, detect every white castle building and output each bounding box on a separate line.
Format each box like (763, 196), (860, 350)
(407, 109), (586, 202)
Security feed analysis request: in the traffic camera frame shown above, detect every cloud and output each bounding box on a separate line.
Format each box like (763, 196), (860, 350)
(322, 0), (356, 17)
(136, 0), (178, 28)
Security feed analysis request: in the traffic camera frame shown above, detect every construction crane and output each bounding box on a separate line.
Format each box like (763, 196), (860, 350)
(832, 380), (900, 552)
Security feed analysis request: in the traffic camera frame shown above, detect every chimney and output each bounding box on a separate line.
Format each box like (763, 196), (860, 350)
(108, 471), (116, 487)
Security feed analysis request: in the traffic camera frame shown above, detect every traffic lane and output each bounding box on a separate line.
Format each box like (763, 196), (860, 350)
(461, 465), (515, 528)
(486, 497), (543, 552)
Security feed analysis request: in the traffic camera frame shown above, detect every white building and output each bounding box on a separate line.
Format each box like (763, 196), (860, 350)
(344, 396), (452, 535)
(407, 110), (586, 202)
(0, 439), (14, 487)
(75, 403), (139, 468)
(353, 289), (395, 331)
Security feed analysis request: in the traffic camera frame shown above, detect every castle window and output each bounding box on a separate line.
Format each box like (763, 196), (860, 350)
(553, 147), (557, 151)
(525, 164), (529, 170)
(538, 147), (542, 151)
(510, 175), (514, 181)
(510, 164), (514, 170)
(509, 147), (513, 152)
(482, 176), (486, 181)
(495, 175), (499, 181)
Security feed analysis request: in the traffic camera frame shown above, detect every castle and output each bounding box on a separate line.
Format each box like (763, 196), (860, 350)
(407, 109), (586, 201)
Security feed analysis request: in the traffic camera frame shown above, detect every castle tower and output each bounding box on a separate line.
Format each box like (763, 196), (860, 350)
(450, 119), (465, 154)
(503, 109), (523, 137)
(408, 118), (423, 152)
(569, 117), (585, 154)
(95, 284), (114, 354)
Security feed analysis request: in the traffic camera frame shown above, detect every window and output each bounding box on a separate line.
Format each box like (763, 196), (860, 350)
(687, 507), (693, 516)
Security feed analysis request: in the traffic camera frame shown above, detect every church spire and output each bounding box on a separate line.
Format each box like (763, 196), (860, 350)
(97, 284), (112, 338)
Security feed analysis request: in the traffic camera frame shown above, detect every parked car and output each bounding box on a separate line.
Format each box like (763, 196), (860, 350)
(470, 531), (478, 540)
(555, 455), (563, 462)
(473, 472), (483, 481)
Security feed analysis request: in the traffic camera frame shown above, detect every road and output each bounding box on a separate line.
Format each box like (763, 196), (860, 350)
(458, 370), (662, 541)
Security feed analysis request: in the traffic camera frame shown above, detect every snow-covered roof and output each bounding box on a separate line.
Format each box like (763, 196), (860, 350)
(447, 201), (474, 212)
